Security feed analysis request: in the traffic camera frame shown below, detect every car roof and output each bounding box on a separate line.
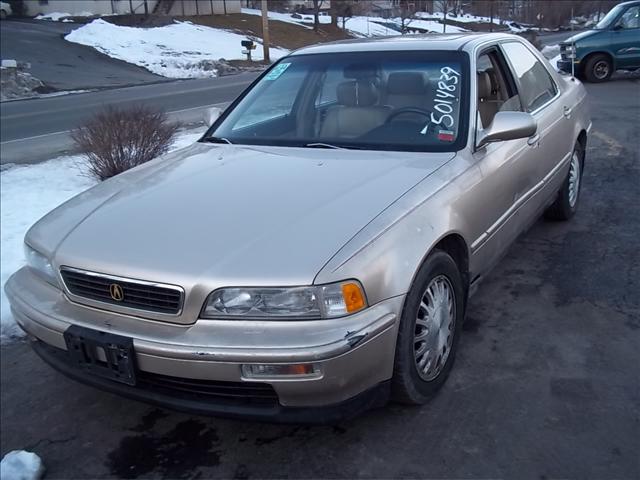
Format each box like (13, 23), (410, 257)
(289, 33), (522, 56)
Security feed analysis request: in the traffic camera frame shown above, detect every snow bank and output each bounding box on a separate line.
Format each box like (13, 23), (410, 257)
(415, 11), (534, 32)
(65, 19), (289, 78)
(541, 44), (561, 70)
(241, 8), (331, 28)
(340, 14), (468, 37)
(0, 451), (44, 480)
(0, 131), (203, 344)
(35, 11), (93, 21)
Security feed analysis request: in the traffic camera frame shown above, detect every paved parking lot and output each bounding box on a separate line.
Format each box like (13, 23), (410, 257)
(1, 76), (638, 479)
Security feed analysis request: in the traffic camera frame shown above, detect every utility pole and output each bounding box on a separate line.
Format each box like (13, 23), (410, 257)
(261, 0), (270, 63)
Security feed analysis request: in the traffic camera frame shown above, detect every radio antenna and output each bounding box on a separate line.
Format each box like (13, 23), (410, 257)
(571, 7), (575, 79)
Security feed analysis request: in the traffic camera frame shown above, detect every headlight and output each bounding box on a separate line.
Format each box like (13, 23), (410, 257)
(201, 280), (367, 319)
(24, 244), (58, 287)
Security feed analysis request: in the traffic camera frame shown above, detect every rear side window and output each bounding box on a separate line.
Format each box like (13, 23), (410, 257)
(501, 42), (557, 112)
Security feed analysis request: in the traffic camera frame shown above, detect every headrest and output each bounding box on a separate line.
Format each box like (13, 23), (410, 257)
(336, 80), (379, 107)
(344, 63), (378, 79)
(387, 72), (428, 95)
(477, 71), (492, 100)
(485, 67), (499, 94)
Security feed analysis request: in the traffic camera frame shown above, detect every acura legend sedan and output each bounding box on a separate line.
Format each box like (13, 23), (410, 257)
(6, 33), (591, 422)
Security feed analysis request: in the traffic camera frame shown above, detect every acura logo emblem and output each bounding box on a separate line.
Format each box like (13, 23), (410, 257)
(109, 283), (124, 302)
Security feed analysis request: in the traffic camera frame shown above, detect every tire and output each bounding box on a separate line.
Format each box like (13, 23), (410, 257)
(0, 10), (7, 20)
(391, 250), (465, 404)
(544, 141), (585, 221)
(583, 54), (613, 83)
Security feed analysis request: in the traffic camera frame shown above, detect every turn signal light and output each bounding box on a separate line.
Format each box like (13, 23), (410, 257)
(342, 282), (366, 313)
(241, 363), (321, 378)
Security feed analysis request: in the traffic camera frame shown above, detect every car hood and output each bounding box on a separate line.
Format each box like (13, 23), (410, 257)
(562, 29), (600, 45)
(31, 143), (455, 287)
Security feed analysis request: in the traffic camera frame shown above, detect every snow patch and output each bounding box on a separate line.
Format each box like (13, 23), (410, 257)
(65, 19), (289, 78)
(0, 451), (44, 480)
(241, 8), (331, 28)
(0, 130), (203, 344)
(35, 11), (93, 21)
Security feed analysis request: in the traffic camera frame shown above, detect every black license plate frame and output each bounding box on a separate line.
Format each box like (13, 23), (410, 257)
(63, 325), (137, 386)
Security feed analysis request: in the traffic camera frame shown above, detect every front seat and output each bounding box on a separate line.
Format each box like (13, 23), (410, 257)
(320, 80), (389, 138)
(384, 72), (430, 109)
(477, 71), (499, 128)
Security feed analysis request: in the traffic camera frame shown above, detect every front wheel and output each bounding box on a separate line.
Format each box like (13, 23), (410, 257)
(545, 141), (584, 221)
(583, 54), (613, 82)
(391, 250), (465, 404)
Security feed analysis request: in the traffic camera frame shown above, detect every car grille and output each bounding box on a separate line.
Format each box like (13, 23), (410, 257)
(38, 342), (280, 407)
(60, 267), (183, 315)
(559, 44), (569, 61)
(137, 371), (279, 406)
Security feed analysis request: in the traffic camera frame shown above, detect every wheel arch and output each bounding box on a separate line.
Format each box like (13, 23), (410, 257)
(581, 51), (615, 75)
(409, 232), (471, 303)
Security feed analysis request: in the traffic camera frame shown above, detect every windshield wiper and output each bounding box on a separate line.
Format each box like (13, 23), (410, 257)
(304, 142), (345, 150)
(201, 136), (233, 144)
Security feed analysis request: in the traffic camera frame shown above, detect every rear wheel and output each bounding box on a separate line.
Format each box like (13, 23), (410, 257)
(545, 141), (584, 221)
(583, 54), (613, 82)
(391, 250), (465, 404)
(0, 10), (7, 20)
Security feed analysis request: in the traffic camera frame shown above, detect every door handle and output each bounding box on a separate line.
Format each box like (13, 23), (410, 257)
(563, 106), (572, 118)
(527, 134), (540, 146)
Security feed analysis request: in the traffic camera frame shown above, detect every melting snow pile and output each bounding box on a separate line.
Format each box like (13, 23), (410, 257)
(35, 11), (94, 22)
(65, 19), (289, 78)
(541, 44), (561, 69)
(241, 8), (331, 28)
(0, 131), (203, 343)
(0, 451), (45, 480)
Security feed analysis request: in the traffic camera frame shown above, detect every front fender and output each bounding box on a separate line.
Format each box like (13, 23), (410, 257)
(314, 155), (477, 305)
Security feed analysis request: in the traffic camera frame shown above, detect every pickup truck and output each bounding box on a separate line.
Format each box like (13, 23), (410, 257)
(558, 0), (640, 82)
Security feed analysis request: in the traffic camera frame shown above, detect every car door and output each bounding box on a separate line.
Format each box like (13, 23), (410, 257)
(467, 46), (542, 275)
(500, 41), (574, 197)
(611, 5), (640, 69)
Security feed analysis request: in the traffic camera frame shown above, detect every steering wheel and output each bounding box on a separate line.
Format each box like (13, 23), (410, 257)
(385, 107), (433, 124)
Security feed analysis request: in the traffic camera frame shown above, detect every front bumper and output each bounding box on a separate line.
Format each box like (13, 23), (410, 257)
(557, 58), (580, 73)
(6, 267), (403, 420)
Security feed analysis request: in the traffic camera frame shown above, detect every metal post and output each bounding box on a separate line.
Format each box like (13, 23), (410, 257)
(261, 0), (270, 63)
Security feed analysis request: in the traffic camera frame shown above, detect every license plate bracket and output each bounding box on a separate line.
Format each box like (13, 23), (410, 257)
(63, 325), (136, 386)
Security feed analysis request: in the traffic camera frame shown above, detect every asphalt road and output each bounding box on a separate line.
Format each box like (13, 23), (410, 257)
(1, 77), (638, 479)
(0, 72), (259, 164)
(0, 20), (166, 90)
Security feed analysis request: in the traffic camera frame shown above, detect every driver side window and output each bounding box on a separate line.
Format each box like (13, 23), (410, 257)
(616, 6), (640, 29)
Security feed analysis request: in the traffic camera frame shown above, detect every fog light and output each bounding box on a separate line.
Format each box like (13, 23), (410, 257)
(241, 363), (321, 378)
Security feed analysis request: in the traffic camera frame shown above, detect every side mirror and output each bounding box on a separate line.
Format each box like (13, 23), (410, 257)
(476, 111), (537, 149)
(203, 106), (222, 127)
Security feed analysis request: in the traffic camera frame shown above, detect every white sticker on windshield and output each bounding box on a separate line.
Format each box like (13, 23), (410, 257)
(264, 62), (291, 80)
(427, 66), (461, 139)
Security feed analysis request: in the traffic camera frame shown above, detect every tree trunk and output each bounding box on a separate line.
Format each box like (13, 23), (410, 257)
(442, 1), (447, 33)
(261, 0), (270, 63)
(489, 1), (494, 32)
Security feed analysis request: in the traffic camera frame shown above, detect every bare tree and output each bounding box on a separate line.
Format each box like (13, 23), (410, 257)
(311, 0), (326, 32)
(398, 1), (417, 33)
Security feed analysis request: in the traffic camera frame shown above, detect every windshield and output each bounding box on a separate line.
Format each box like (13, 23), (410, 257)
(204, 51), (469, 152)
(594, 3), (624, 29)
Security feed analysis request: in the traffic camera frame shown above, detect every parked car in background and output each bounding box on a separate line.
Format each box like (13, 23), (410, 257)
(6, 33), (591, 422)
(558, 0), (640, 82)
(0, 1), (13, 19)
